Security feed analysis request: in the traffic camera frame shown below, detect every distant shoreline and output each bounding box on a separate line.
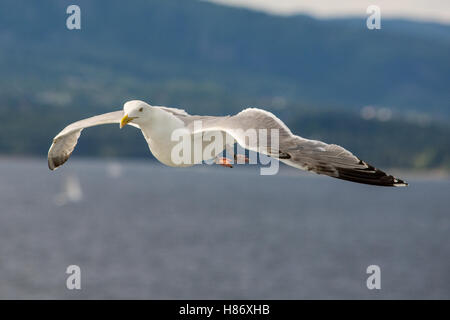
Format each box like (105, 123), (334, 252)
(1, 155), (448, 180)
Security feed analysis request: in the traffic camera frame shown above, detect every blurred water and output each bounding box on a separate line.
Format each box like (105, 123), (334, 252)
(0, 158), (448, 299)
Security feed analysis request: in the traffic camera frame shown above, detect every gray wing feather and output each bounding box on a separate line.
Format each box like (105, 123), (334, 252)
(182, 108), (407, 187)
(48, 110), (137, 171)
(155, 106), (189, 116)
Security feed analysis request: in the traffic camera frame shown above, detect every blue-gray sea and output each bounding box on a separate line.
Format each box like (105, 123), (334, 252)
(0, 158), (449, 299)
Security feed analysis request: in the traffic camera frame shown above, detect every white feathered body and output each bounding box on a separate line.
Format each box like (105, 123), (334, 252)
(138, 107), (226, 167)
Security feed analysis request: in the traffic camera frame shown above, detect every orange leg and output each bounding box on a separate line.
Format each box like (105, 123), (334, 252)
(215, 157), (233, 168)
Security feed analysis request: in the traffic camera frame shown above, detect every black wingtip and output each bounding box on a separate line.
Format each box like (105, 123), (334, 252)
(392, 178), (408, 187)
(48, 153), (70, 171)
(336, 161), (408, 187)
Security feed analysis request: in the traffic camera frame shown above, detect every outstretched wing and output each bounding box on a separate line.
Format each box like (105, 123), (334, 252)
(48, 111), (138, 171)
(184, 108), (407, 187)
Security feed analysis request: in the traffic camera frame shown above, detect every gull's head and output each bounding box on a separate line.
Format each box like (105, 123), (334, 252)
(120, 100), (152, 128)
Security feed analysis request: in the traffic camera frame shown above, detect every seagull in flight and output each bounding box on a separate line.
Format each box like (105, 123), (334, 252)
(48, 100), (407, 187)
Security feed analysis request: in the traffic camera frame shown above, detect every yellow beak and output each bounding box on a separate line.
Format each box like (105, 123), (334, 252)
(120, 114), (134, 129)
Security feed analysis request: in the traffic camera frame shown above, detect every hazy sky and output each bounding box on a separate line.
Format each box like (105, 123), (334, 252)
(207, 0), (450, 24)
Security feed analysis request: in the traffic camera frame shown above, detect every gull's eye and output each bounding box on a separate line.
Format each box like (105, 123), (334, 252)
(139, 107), (143, 112)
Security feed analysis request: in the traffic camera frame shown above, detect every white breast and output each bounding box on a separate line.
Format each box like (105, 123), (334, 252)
(139, 108), (193, 167)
